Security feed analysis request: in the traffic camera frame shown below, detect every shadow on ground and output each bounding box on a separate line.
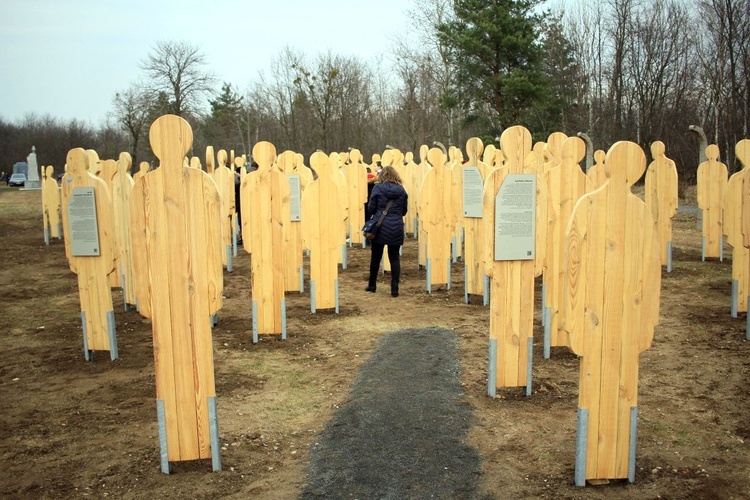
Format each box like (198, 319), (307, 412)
(302, 327), (481, 499)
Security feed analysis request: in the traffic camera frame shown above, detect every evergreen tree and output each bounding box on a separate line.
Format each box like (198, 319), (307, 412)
(204, 82), (244, 151)
(438, 0), (549, 133)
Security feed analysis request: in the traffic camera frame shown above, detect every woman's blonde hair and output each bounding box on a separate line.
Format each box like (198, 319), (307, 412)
(378, 165), (403, 185)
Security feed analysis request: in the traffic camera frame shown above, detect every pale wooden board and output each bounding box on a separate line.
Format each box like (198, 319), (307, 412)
(403, 152), (420, 235)
(697, 145), (728, 257)
(645, 142), (679, 267)
(213, 150), (236, 268)
(535, 133), (567, 277)
(483, 126), (536, 389)
(417, 145), (432, 266)
(302, 152), (343, 310)
(544, 137), (591, 348)
(277, 151), (308, 292)
(41, 165), (50, 237)
(205, 146), (215, 174)
(44, 166), (62, 238)
(131, 114), (221, 462)
(462, 137), (492, 297)
(586, 150), (608, 189)
(343, 149), (368, 246)
(243, 141), (287, 333)
(729, 140), (750, 311)
(564, 141), (660, 481)
(419, 148), (452, 286)
(63, 148), (117, 353)
(112, 153), (137, 305)
(99, 159), (122, 288)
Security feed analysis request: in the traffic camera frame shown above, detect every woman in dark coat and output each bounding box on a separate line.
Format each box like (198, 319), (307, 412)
(365, 166), (408, 297)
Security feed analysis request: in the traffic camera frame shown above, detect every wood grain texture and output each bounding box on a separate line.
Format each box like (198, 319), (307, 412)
(462, 137), (492, 297)
(483, 126), (536, 389)
(130, 114), (221, 462)
(241, 141), (288, 333)
(586, 150), (608, 189)
(645, 142), (679, 267)
(419, 148), (452, 287)
(697, 145), (728, 257)
(545, 137), (592, 348)
(302, 151), (343, 310)
(343, 149), (368, 246)
(43, 166), (62, 238)
(63, 148), (117, 353)
(112, 153), (137, 305)
(214, 149), (235, 268)
(563, 141), (661, 481)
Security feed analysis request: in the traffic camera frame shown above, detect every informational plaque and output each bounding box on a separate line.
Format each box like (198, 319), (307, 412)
(462, 166), (484, 218)
(494, 174), (536, 261)
(68, 186), (101, 256)
(287, 174), (301, 221)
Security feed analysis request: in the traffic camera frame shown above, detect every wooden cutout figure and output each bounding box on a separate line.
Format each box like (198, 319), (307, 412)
(697, 145), (728, 260)
(419, 147), (453, 291)
(544, 136), (592, 356)
(587, 150), (608, 189)
(41, 165), (49, 243)
(98, 158), (122, 288)
(483, 126), (536, 395)
(531, 142), (546, 169)
(133, 162), (150, 184)
(482, 144), (497, 169)
(240, 141), (288, 340)
(302, 151), (344, 312)
(130, 114), (222, 473)
(645, 141), (679, 271)
(205, 146), (215, 174)
(563, 141), (661, 486)
(43, 166), (62, 242)
(535, 133), (567, 279)
(343, 149), (368, 247)
(190, 157), (202, 169)
(61, 148), (118, 361)
(214, 149), (236, 270)
(86, 149), (102, 175)
(462, 137), (492, 302)
(726, 139), (750, 316)
(327, 152), (349, 267)
(112, 152), (137, 308)
(417, 144), (432, 264)
(404, 151), (420, 236)
(276, 150), (307, 292)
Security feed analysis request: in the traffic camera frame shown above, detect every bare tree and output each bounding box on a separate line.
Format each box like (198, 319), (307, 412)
(139, 40), (216, 117)
(112, 84), (153, 165)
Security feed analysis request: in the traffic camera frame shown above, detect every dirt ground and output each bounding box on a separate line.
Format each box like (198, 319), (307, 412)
(1, 187), (748, 499)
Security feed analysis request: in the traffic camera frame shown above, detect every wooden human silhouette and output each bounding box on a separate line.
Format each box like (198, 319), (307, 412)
(563, 141), (661, 486)
(343, 148), (368, 247)
(416, 144), (432, 263)
(536, 133), (567, 279)
(129, 114), (222, 472)
(586, 150), (608, 189)
(544, 136), (592, 356)
(43, 165), (62, 242)
(240, 141), (289, 339)
(214, 149), (236, 270)
(404, 151), (420, 236)
(419, 147), (453, 291)
(697, 145), (728, 260)
(483, 126), (537, 395)
(61, 148), (118, 361)
(205, 145), (215, 174)
(726, 139), (750, 316)
(302, 151), (344, 312)
(645, 141), (679, 271)
(98, 158), (122, 288)
(482, 144), (497, 168)
(276, 150), (308, 293)
(462, 137), (492, 303)
(133, 161), (150, 183)
(112, 152), (137, 308)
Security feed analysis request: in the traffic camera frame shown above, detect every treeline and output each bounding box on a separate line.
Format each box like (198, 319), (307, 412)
(1, 0), (747, 188)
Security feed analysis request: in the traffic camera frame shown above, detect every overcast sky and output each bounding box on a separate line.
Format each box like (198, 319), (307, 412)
(0, 0), (414, 125)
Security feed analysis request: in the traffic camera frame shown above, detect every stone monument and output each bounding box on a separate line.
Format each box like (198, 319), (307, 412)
(24, 146), (42, 189)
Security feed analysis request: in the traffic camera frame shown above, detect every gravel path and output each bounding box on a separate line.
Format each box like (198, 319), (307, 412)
(302, 327), (481, 499)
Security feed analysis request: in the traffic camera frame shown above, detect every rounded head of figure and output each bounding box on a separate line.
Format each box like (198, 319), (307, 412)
(650, 141), (665, 158)
(378, 165), (402, 185)
(149, 115), (193, 170)
(605, 141), (646, 188)
(705, 144), (720, 162)
(252, 141), (277, 171)
(66, 148), (90, 178)
(499, 126), (532, 169)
